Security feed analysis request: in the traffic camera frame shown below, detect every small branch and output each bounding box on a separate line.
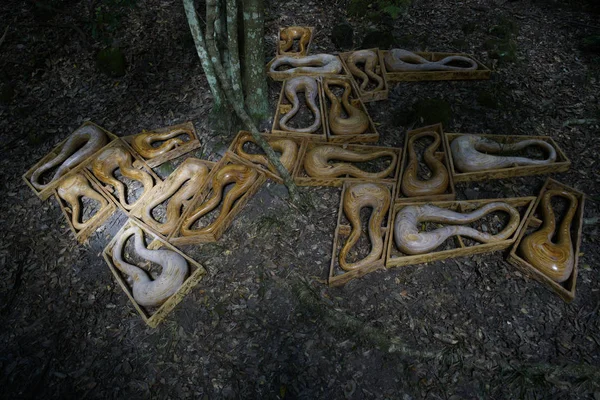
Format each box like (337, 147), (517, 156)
(563, 118), (599, 127)
(0, 25), (9, 48)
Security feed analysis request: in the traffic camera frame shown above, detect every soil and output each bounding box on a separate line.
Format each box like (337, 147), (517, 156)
(1, 0), (600, 399)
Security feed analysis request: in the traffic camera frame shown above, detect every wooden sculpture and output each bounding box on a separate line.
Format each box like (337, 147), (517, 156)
(304, 145), (397, 179)
(279, 26), (311, 55)
(270, 54), (343, 76)
(141, 159), (209, 235)
(451, 135), (557, 173)
(91, 146), (155, 210)
(235, 133), (298, 174)
(279, 76), (322, 133)
(384, 49), (478, 72)
(180, 164), (258, 235)
(57, 174), (110, 231)
(346, 50), (384, 91)
(394, 202), (521, 255)
(519, 189), (578, 283)
(112, 225), (188, 307)
(31, 125), (108, 190)
(339, 183), (391, 271)
(323, 78), (370, 135)
(401, 131), (449, 197)
(131, 128), (191, 159)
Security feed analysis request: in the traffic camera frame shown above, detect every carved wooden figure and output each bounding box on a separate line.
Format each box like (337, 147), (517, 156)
(269, 54), (343, 76)
(131, 127), (192, 159)
(279, 76), (322, 133)
(57, 173), (111, 231)
(323, 78), (370, 135)
(401, 130), (449, 197)
(304, 145), (397, 179)
(279, 26), (312, 55)
(234, 132), (298, 174)
(346, 49), (384, 92)
(384, 49), (478, 72)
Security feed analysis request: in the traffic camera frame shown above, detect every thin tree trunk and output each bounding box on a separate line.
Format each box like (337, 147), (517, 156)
(226, 0), (244, 104)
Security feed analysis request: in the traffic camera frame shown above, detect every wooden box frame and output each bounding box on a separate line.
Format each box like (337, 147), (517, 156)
(386, 196), (536, 268)
(271, 77), (328, 142)
(23, 121), (119, 201)
(102, 218), (206, 328)
(338, 48), (389, 103)
(507, 179), (585, 302)
(228, 131), (307, 183)
(328, 181), (395, 286)
(444, 133), (571, 182)
(85, 139), (163, 215)
(380, 50), (491, 82)
(267, 54), (349, 81)
(168, 152), (266, 245)
(122, 121), (201, 168)
(276, 26), (315, 57)
(293, 142), (402, 187)
(321, 75), (379, 144)
(54, 170), (118, 244)
(397, 124), (456, 203)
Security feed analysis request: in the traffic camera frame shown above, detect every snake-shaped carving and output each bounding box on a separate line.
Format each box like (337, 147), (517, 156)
(279, 76), (321, 133)
(31, 124), (108, 190)
(304, 145), (397, 179)
(519, 189), (578, 283)
(112, 225), (188, 307)
(394, 202), (521, 255)
(384, 49), (478, 72)
(57, 173), (110, 231)
(323, 78), (370, 136)
(131, 128), (191, 159)
(450, 135), (557, 173)
(401, 131), (449, 197)
(235, 132), (298, 174)
(180, 164), (259, 236)
(270, 54), (343, 76)
(346, 50), (384, 91)
(279, 26), (311, 55)
(91, 146), (155, 210)
(141, 159), (209, 235)
(339, 183), (391, 271)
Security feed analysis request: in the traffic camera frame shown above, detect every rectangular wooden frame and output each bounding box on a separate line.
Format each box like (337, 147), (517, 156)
(85, 139), (163, 216)
(396, 124), (456, 203)
(507, 179), (584, 302)
(321, 75), (379, 144)
(54, 170), (118, 244)
(328, 181), (395, 286)
(293, 142), (402, 187)
(380, 50), (491, 82)
(102, 218), (206, 328)
(276, 26), (315, 57)
(228, 131), (307, 183)
(386, 196), (536, 268)
(121, 121), (201, 168)
(266, 54), (350, 81)
(23, 121), (119, 201)
(338, 48), (389, 103)
(168, 152), (266, 245)
(271, 77), (328, 141)
(444, 132), (571, 182)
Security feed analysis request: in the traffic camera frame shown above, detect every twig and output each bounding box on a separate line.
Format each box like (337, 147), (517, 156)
(0, 25), (8, 48)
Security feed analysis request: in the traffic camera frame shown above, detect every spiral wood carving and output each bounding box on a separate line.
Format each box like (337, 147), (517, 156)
(57, 174), (109, 231)
(401, 131), (449, 197)
(279, 76), (321, 133)
(91, 146), (155, 210)
(234, 132), (298, 174)
(131, 128), (191, 159)
(304, 145), (397, 179)
(394, 202), (521, 255)
(339, 183), (391, 271)
(141, 159), (209, 235)
(323, 78), (369, 135)
(279, 26), (311, 55)
(270, 54), (343, 76)
(450, 135), (557, 173)
(180, 164), (259, 236)
(384, 49), (478, 72)
(112, 225), (188, 307)
(31, 125), (108, 190)
(346, 50), (384, 91)
(518, 189), (578, 283)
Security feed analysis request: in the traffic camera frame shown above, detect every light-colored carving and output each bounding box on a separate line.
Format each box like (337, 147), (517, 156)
(346, 50), (384, 91)
(235, 133), (298, 173)
(279, 26), (311, 55)
(57, 174), (110, 231)
(304, 145), (397, 179)
(385, 49), (478, 72)
(323, 78), (369, 135)
(269, 54), (342, 76)
(401, 131), (449, 197)
(131, 128), (191, 159)
(279, 76), (321, 133)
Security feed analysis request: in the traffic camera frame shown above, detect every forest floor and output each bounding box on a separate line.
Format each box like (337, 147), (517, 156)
(1, 0), (600, 398)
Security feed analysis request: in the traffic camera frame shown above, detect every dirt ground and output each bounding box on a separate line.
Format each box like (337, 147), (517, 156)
(1, 0), (600, 398)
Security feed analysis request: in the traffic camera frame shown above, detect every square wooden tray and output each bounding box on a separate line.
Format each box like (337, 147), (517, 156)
(507, 179), (585, 302)
(277, 26), (315, 57)
(338, 48), (389, 103)
(267, 54), (349, 81)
